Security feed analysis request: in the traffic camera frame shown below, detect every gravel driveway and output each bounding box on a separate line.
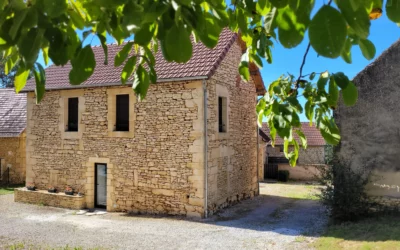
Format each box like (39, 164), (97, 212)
(0, 182), (327, 250)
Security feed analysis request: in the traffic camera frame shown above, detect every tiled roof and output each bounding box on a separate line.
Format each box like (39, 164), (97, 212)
(0, 89), (27, 137)
(24, 29), (246, 91)
(262, 122), (326, 146)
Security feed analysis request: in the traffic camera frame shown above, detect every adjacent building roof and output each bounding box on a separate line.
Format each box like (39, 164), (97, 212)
(258, 128), (270, 142)
(0, 89), (27, 137)
(262, 122), (326, 146)
(24, 29), (266, 95)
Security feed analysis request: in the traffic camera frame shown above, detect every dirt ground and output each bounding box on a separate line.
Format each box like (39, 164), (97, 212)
(0, 182), (327, 250)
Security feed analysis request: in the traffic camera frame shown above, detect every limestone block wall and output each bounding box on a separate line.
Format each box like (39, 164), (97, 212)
(206, 41), (259, 214)
(25, 81), (205, 217)
(0, 132), (26, 184)
(267, 145), (325, 181)
(335, 42), (400, 200)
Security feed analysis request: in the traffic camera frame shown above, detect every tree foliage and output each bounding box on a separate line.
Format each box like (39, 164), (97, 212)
(0, 0), (397, 165)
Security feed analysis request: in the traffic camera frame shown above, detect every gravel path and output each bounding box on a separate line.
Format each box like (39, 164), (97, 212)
(0, 183), (327, 250)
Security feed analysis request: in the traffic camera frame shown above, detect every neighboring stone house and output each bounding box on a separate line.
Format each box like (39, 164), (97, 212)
(261, 122), (326, 181)
(335, 39), (400, 204)
(0, 89), (26, 185)
(16, 30), (266, 217)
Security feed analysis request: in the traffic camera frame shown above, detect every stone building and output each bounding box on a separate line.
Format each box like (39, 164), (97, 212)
(16, 30), (266, 217)
(335, 39), (400, 202)
(0, 89), (26, 185)
(261, 122), (326, 181)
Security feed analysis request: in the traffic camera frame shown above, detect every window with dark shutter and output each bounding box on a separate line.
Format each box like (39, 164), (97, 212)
(116, 94), (129, 131)
(218, 96), (227, 133)
(67, 97), (79, 132)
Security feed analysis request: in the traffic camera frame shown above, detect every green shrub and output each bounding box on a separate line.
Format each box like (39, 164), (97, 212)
(318, 160), (374, 222)
(278, 170), (290, 182)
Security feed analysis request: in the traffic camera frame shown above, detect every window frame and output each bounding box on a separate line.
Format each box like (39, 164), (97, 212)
(107, 88), (136, 138)
(115, 94), (130, 132)
(218, 96), (227, 133)
(67, 97), (79, 132)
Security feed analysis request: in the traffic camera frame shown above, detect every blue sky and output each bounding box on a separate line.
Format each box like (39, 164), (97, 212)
(38, 2), (400, 120)
(259, 1), (400, 120)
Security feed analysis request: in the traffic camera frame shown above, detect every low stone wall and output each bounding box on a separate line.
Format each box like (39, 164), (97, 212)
(278, 164), (326, 181)
(15, 188), (86, 210)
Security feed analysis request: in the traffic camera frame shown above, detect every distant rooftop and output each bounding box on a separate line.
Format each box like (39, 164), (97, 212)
(262, 122), (326, 146)
(0, 89), (27, 137)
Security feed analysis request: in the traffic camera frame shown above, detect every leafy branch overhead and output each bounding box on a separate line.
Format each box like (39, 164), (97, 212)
(0, 0), (398, 165)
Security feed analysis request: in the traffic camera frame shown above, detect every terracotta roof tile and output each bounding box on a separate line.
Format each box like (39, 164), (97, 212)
(24, 30), (238, 91)
(0, 89), (26, 137)
(261, 122), (326, 146)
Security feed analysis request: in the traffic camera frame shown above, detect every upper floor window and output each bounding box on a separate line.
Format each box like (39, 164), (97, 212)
(116, 94), (129, 131)
(218, 96), (227, 133)
(67, 97), (79, 132)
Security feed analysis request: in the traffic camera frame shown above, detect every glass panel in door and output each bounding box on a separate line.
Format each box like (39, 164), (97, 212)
(95, 164), (107, 208)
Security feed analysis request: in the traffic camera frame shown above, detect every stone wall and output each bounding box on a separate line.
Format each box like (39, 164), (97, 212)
(206, 41), (259, 215)
(266, 145), (325, 181)
(336, 41), (400, 200)
(15, 188), (85, 209)
(25, 81), (205, 217)
(0, 132), (26, 184)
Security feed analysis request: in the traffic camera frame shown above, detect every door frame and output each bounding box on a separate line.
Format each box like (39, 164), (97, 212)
(94, 163), (107, 209)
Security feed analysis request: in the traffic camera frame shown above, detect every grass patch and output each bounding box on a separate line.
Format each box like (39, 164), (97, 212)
(0, 187), (16, 195)
(313, 215), (400, 250)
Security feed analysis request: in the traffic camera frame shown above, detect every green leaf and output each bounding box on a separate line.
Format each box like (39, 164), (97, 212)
(250, 53), (263, 68)
(319, 118), (341, 145)
(333, 72), (349, 89)
(359, 39), (376, 60)
(309, 5), (347, 58)
(134, 23), (156, 46)
(114, 42), (133, 67)
(317, 72), (329, 91)
(45, 27), (69, 66)
(386, 0), (400, 23)
(341, 38), (352, 64)
(239, 61), (250, 81)
(42, 0), (68, 18)
(9, 9), (28, 40)
(18, 28), (44, 69)
(42, 46), (49, 66)
(269, 0), (288, 8)
(256, 0), (271, 15)
(264, 7), (277, 35)
(309, 72), (316, 80)
(305, 100), (314, 123)
(121, 56), (137, 85)
(337, 0), (370, 39)
(195, 13), (222, 48)
(295, 129), (307, 149)
(266, 46), (273, 64)
(342, 81), (358, 106)
(69, 45), (96, 85)
(289, 139), (299, 166)
(15, 64), (30, 93)
(132, 65), (150, 101)
(33, 63), (46, 103)
(165, 23), (192, 63)
(276, 0), (314, 48)
(69, 10), (85, 30)
(97, 32), (108, 65)
(328, 76), (339, 107)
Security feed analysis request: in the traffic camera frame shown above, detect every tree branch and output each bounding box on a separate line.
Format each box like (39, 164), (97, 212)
(294, 0), (333, 90)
